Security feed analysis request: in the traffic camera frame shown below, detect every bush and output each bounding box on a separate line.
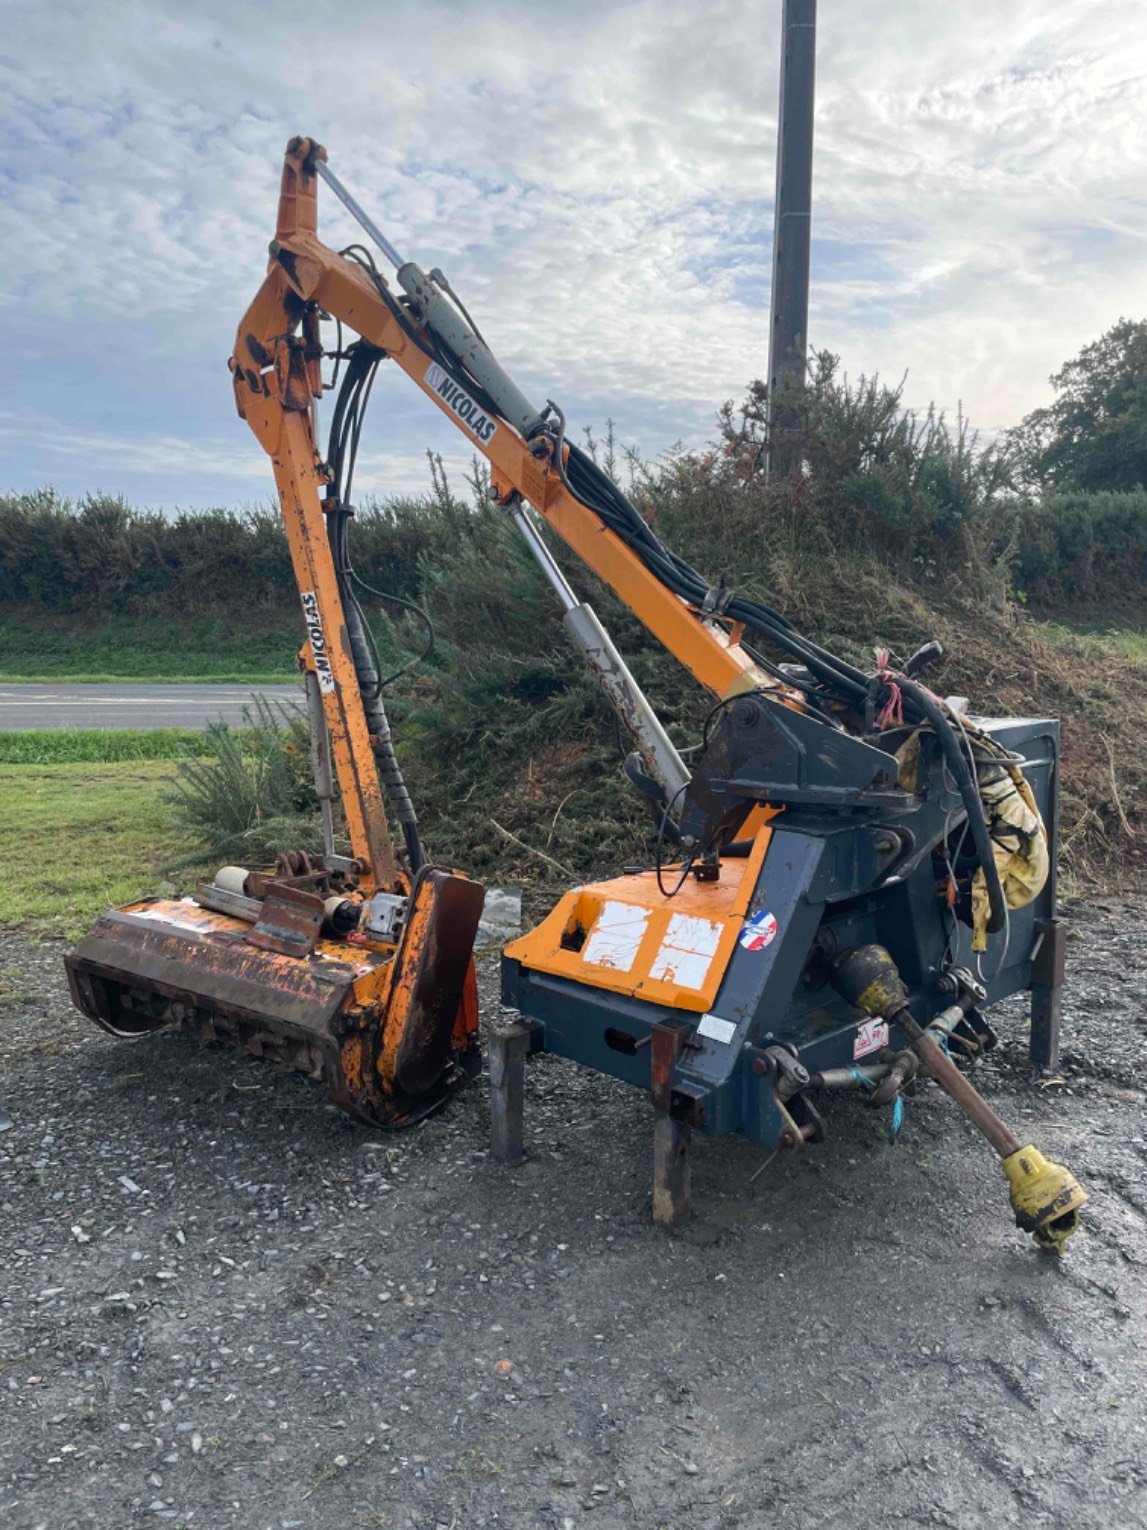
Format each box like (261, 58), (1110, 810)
(4, 360), (1142, 625)
(1009, 488), (1147, 612)
(164, 695), (321, 863)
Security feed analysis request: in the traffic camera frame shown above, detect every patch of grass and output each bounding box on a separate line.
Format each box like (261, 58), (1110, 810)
(0, 729), (222, 764)
(1036, 621), (1147, 664)
(0, 612), (299, 682)
(0, 761), (206, 934)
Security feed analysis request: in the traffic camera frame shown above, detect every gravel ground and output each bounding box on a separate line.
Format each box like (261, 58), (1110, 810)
(0, 898), (1145, 1529)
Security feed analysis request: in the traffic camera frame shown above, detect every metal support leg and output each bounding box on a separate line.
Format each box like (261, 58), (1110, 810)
(489, 1020), (532, 1165)
(650, 1018), (693, 1229)
(1030, 917), (1066, 1072)
(652, 1112), (692, 1229)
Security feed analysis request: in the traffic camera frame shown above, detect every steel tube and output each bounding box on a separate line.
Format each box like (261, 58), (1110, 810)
(810, 1062), (890, 1091)
(508, 505), (689, 801)
(652, 1113), (691, 1229)
(893, 1006), (1022, 1160)
(314, 160), (404, 270)
(509, 503), (579, 612)
(304, 671), (336, 859)
(489, 1020), (532, 1165)
(562, 603), (691, 803)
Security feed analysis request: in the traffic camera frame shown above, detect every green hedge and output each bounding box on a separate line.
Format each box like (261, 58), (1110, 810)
(0, 489), (437, 618)
(1009, 488), (1147, 609)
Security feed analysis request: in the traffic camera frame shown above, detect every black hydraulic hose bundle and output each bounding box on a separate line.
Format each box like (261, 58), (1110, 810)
(323, 337), (426, 873)
(895, 676), (1007, 935)
(541, 418), (1010, 935)
(316, 261), (1010, 941)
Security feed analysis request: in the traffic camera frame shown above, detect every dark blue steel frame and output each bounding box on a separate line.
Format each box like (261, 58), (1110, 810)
(501, 716), (1059, 1152)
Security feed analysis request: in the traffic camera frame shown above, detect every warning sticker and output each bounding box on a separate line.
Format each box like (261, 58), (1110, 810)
(853, 1017), (889, 1059)
(582, 901), (650, 973)
(649, 913), (722, 990)
(738, 909), (778, 952)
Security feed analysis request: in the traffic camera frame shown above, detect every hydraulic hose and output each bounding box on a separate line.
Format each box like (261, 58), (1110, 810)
(895, 675), (1006, 936)
(391, 289), (1008, 918)
(372, 731), (424, 873)
(339, 572), (424, 874)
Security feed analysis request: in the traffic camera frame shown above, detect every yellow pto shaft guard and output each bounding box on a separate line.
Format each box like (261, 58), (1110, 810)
(1002, 1144), (1088, 1254)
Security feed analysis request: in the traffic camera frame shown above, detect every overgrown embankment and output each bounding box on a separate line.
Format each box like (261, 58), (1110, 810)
(2, 355), (1144, 891)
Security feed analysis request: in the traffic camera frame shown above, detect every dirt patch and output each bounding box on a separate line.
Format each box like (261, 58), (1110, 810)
(0, 900), (1145, 1529)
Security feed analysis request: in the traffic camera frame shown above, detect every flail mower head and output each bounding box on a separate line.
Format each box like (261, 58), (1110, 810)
(67, 860), (484, 1128)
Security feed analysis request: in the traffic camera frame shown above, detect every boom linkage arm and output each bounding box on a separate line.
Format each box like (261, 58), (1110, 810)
(229, 147), (402, 893)
(231, 139), (773, 757)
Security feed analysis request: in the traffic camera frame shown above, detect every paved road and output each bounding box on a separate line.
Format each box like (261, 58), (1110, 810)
(0, 682), (301, 731)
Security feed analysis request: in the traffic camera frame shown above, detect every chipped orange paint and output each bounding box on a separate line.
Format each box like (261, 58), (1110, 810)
(374, 874), (439, 1090)
(232, 137), (774, 707)
(452, 960), (481, 1049)
(230, 142), (398, 893)
(339, 1030), (367, 1097)
(504, 814), (779, 1013)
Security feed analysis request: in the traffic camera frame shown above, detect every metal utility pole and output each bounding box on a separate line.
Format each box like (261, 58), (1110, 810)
(765, 0), (817, 475)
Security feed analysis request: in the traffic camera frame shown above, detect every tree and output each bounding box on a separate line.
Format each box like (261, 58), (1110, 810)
(1010, 318), (1147, 493)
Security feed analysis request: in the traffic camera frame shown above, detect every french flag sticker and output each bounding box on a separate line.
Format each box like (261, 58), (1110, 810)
(738, 909), (779, 952)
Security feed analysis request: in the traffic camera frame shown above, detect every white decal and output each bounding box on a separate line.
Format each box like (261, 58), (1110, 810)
(649, 913), (721, 990)
(425, 362), (498, 444)
(129, 908), (209, 935)
(300, 590), (336, 693)
(697, 1013), (737, 1045)
(853, 1017), (889, 1059)
(739, 909), (778, 952)
(582, 901), (650, 973)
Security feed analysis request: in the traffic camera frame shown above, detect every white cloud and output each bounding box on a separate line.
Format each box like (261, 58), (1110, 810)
(1, 0), (1144, 506)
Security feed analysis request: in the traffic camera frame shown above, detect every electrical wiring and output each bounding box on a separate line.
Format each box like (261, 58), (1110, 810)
(557, 422), (1010, 935)
(655, 782), (695, 898)
(350, 571), (435, 691)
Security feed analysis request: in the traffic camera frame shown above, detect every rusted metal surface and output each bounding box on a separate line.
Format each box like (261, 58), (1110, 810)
(1031, 916), (1066, 1071)
(649, 1018), (692, 1113)
(489, 1020), (534, 1166)
(194, 881), (262, 923)
(66, 902), (352, 1039)
(65, 886), (483, 1131)
(245, 881), (325, 957)
(378, 868), (486, 1099)
(650, 1018), (694, 1228)
(652, 1113), (691, 1230)
(891, 1005), (1022, 1161)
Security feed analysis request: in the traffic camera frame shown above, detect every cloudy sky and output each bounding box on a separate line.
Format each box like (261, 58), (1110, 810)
(2, 0), (1144, 509)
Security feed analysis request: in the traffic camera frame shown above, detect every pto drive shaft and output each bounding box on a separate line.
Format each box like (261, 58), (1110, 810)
(832, 946), (1087, 1252)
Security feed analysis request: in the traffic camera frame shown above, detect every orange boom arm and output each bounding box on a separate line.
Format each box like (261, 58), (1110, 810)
(230, 136), (773, 753)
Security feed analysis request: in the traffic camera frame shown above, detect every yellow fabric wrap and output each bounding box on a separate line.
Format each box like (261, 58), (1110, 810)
(970, 767), (1049, 951)
(893, 726), (1049, 951)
